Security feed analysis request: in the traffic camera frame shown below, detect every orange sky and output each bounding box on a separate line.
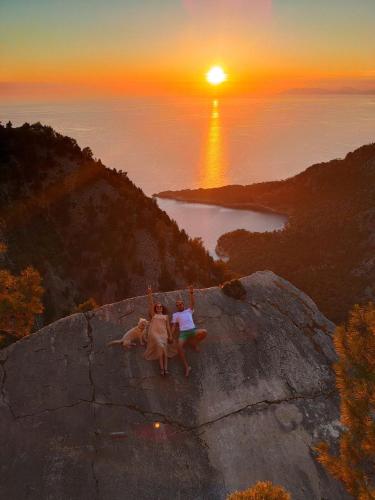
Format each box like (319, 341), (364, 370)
(1, 0), (375, 99)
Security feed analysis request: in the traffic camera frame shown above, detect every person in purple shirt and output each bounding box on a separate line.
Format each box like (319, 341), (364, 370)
(171, 285), (207, 377)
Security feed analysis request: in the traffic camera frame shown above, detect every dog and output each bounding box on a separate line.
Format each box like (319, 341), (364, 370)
(107, 318), (149, 349)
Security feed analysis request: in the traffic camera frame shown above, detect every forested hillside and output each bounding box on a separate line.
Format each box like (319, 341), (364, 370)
(158, 144), (375, 322)
(0, 122), (224, 324)
(215, 145), (375, 322)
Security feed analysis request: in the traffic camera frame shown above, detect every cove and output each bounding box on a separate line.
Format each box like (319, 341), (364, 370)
(156, 197), (287, 258)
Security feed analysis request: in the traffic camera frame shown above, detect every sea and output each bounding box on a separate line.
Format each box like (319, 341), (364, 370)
(1, 94), (374, 256)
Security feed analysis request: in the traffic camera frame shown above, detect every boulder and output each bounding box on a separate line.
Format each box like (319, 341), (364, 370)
(0, 271), (350, 499)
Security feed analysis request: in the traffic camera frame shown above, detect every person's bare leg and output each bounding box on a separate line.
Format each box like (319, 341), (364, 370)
(177, 341), (191, 377)
(189, 329), (207, 352)
(163, 350), (169, 375)
(159, 354), (164, 375)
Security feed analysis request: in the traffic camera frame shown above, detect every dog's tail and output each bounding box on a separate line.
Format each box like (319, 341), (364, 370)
(107, 340), (122, 347)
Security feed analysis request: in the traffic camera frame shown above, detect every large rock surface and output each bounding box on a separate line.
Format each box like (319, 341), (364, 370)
(0, 271), (349, 499)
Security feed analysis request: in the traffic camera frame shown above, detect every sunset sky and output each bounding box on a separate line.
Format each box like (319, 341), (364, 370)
(1, 0), (375, 98)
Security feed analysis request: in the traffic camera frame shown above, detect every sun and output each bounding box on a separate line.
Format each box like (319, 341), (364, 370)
(206, 66), (227, 86)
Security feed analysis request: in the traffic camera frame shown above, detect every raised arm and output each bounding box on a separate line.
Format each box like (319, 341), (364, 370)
(147, 285), (154, 318)
(188, 285), (195, 310)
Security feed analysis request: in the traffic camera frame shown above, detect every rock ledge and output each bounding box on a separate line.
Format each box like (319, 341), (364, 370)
(0, 271), (349, 500)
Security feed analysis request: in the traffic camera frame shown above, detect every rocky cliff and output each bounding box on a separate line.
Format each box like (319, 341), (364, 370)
(0, 271), (349, 499)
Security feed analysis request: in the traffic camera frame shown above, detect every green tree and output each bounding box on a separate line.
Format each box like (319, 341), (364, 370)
(73, 298), (98, 314)
(82, 146), (93, 159)
(227, 481), (291, 500)
(0, 244), (44, 346)
(316, 303), (375, 499)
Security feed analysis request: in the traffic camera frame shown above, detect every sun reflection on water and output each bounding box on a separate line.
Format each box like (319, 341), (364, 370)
(200, 99), (227, 188)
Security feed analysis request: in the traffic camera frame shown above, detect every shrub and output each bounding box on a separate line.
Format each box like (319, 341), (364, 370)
(0, 244), (44, 347)
(227, 480), (291, 500)
(73, 298), (98, 314)
(315, 303), (375, 499)
(220, 278), (247, 300)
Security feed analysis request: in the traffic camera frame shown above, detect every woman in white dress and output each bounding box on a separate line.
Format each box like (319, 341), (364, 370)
(144, 285), (177, 376)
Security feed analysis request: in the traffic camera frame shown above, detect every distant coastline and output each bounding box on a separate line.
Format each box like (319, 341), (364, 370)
(154, 193), (289, 216)
(281, 87), (375, 95)
(156, 195), (286, 215)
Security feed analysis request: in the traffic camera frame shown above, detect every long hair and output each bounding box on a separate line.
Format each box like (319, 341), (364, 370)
(154, 303), (168, 315)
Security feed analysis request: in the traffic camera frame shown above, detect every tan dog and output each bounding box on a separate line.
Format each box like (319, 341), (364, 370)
(107, 318), (149, 349)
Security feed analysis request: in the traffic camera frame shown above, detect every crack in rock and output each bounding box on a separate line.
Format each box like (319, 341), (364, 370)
(84, 313), (96, 403)
(84, 313), (99, 499)
(88, 389), (336, 436)
(7, 390), (335, 436)
(0, 358), (16, 419)
(92, 401), (189, 430)
(191, 390), (335, 433)
(11, 400), (91, 420)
